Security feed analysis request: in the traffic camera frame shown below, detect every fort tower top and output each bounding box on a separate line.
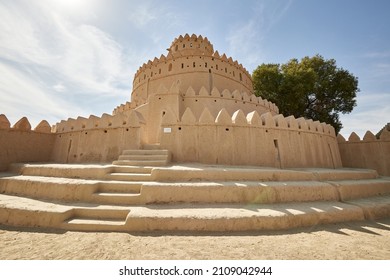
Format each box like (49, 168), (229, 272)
(128, 34), (255, 109)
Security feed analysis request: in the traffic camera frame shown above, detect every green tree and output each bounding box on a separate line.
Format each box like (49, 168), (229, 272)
(252, 55), (359, 133)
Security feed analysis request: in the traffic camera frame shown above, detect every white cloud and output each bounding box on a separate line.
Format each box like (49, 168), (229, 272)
(0, 62), (87, 127)
(0, 1), (133, 125)
(53, 83), (66, 93)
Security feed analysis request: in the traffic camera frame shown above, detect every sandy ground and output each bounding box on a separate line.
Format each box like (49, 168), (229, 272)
(0, 218), (389, 260)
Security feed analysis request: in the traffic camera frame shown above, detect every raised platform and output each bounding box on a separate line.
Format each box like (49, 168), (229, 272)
(0, 163), (389, 232)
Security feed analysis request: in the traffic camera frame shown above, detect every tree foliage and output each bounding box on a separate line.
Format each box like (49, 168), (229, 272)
(252, 55), (359, 133)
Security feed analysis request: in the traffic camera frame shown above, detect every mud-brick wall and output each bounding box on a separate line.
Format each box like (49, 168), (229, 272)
(51, 112), (141, 163)
(0, 115), (55, 171)
(160, 108), (341, 169)
(338, 131), (390, 176)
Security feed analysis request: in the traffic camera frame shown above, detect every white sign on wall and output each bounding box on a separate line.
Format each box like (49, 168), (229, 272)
(163, 127), (172, 133)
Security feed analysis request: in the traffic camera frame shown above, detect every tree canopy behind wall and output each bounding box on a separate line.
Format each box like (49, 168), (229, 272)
(252, 55), (359, 133)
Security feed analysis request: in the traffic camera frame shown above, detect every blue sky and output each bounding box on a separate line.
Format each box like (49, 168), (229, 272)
(0, 0), (389, 138)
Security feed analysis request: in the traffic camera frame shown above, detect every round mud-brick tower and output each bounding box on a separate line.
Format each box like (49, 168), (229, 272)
(131, 34), (254, 107)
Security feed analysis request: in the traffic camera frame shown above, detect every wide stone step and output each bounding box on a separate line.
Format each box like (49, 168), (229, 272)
(62, 208), (129, 231)
(106, 172), (152, 181)
(10, 163), (112, 179)
(112, 160), (168, 167)
(1, 193), (389, 232)
(97, 181), (142, 193)
(123, 196), (390, 232)
(122, 149), (170, 155)
(118, 155), (168, 161)
(150, 166), (378, 182)
(111, 166), (153, 174)
(123, 201), (367, 231)
(138, 179), (390, 204)
(90, 192), (141, 205)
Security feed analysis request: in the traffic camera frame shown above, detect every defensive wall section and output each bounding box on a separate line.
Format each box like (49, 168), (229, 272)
(51, 111), (142, 163)
(0, 115), (54, 171)
(338, 130), (390, 176)
(159, 107), (342, 169)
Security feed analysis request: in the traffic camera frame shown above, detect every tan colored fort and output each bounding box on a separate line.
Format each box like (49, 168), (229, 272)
(0, 34), (389, 232)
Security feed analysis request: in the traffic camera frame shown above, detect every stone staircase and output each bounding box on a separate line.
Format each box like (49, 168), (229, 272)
(0, 160), (390, 232)
(113, 148), (171, 167)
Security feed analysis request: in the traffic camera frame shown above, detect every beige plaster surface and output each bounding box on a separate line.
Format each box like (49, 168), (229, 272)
(1, 218), (389, 259)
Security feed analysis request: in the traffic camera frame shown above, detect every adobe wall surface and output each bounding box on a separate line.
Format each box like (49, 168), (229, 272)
(160, 108), (341, 169)
(0, 115), (55, 171)
(51, 112), (141, 163)
(338, 130), (390, 176)
(136, 84), (279, 144)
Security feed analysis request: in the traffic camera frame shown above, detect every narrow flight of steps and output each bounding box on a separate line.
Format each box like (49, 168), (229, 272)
(0, 163), (390, 232)
(113, 146), (171, 167)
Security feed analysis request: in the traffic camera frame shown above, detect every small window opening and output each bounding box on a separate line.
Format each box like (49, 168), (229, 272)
(168, 63), (172, 71)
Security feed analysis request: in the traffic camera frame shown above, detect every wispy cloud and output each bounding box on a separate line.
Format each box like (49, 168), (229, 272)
(364, 51), (390, 58)
(226, 0), (293, 71)
(127, 2), (158, 27)
(0, 62), (87, 127)
(0, 1), (133, 125)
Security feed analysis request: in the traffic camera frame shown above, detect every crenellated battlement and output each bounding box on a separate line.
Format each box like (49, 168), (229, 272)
(0, 114), (52, 133)
(338, 129), (390, 176)
(337, 129), (390, 143)
(160, 107), (335, 137)
(133, 47), (252, 87)
(130, 34), (254, 106)
(134, 33), (219, 75)
(181, 86), (279, 114)
(0, 114), (54, 171)
(53, 111), (142, 134)
(114, 84), (279, 117)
